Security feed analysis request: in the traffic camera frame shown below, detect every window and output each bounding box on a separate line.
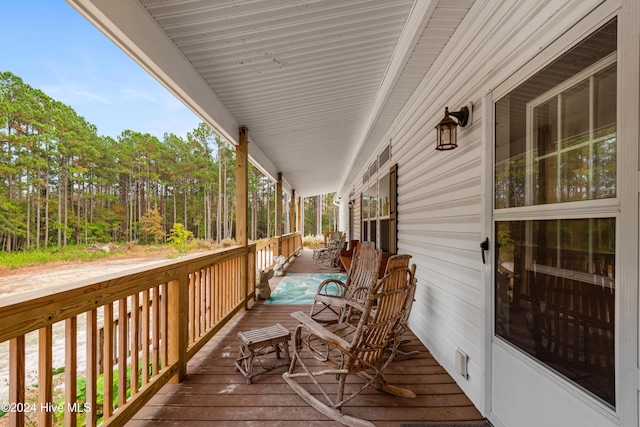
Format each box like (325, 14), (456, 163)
(369, 183), (377, 218)
(494, 18), (617, 406)
(526, 56), (616, 205)
(378, 173), (390, 217)
(495, 219), (615, 404)
(360, 163), (397, 252)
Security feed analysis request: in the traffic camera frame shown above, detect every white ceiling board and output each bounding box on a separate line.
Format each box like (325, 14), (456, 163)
(68, 0), (474, 197)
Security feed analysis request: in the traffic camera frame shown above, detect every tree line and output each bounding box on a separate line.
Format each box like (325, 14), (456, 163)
(1, 71), (344, 253)
(0, 71), (285, 252)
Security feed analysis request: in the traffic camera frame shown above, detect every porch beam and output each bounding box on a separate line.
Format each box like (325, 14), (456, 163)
(276, 172), (283, 237)
(236, 127), (249, 308)
(290, 189), (296, 233)
(298, 197), (304, 237)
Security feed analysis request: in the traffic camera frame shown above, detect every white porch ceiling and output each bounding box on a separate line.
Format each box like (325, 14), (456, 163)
(67, 0), (474, 197)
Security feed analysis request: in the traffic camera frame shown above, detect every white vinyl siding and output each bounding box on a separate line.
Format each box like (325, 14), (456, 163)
(394, 101), (484, 402)
(352, 194), (361, 242)
(339, 0), (627, 417)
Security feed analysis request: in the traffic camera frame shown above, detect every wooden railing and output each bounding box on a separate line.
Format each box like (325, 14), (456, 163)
(255, 237), (278, 271)
(254, 233), (303, 273)
(1, 245), (257, 427)
(280, 232), (303, 263)
(0, 234), (303, 427)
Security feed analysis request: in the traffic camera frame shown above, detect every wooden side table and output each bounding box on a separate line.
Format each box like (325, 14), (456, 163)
(235, 323), (291, 384)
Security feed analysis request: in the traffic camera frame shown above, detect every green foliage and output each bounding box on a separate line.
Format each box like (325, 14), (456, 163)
(303, 193), (338, 236)
(9, 361), (156, 426)
(496, 224), (514, 264)
(167, 223), (195, 256)
(0, 245), (111, 269)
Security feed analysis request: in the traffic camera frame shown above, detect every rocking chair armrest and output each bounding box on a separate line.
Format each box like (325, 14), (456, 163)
(313, 293), (347, 308)
(343, 299), (365, 314)
(291, 311), (352, 350)
(316, 279), (347, 296)
(346, 285), (371, 304)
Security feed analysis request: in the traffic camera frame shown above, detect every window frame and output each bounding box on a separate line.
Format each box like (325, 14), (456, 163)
(491, 17), (619, 408)
(525, 53), (617, 206)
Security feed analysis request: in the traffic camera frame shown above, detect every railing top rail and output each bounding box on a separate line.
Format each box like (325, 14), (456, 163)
(281, 232), (301, 238)
(254, 237), (278, 251)
(0, 244), (256, 344)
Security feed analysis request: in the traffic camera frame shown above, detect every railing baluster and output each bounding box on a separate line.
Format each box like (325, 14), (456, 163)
(194, 271), (200, 338)
(200, 269), (206, 334)
(9, 335), (25, 427)
(221, 261), (226, 316)
(188, 273), (195, 344)
(206, 266), (212, 329)
(65, 317), (77, 427)
(160, 282), (168, 369)
(86, 309), (97, 427)
(236, 256), (241, 305)
(103, 303), (114, 419)
(152, 286), (160, 375)
(131, 292), (139, 395)
(118, 297), (128, 408)
(212, 264), (218, 324)
(141, 289), (150, 385)
(224, 261), (230, 314)
(38, 325), (53, 427)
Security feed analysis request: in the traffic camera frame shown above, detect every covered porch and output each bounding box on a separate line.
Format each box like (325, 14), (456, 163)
(0, 238), (484, 427)
(17, 0), (640, 426)
(127, 249), (485, 426)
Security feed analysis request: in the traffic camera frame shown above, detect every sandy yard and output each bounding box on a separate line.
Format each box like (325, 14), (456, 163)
(0, 254), (176, 298)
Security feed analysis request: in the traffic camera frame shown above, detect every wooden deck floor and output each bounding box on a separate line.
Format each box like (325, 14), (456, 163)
(127, 250), (486, 427)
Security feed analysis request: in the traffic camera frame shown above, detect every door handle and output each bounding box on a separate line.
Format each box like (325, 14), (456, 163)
(480, 238), (489, 264)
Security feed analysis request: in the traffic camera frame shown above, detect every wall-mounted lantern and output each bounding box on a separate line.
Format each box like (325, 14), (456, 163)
(435, 105), (471, 151)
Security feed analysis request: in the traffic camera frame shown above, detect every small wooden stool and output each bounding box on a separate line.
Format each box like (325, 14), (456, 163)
(235, 323), (291, 384)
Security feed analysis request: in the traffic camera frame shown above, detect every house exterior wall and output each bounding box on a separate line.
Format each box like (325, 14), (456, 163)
(340, 0), (639, 425)
(375, 0), (610, 408)
(352, 196), (361, 242)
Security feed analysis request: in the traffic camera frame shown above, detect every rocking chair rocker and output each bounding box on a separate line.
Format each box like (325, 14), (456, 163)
(283, 264), (417, 427)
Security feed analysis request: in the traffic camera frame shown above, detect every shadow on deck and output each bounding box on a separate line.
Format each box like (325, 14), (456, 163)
(127, 250), (486, 426)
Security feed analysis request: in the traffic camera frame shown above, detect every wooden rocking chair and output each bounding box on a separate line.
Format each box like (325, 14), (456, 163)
(283, 265), (416, 427)
(309, 241), (380, 324)
(340, 254), (420, 360)
(312, 231), (341, 261)
(387, 256), (420, 360)
(340, 253), (411, 324)
(315, 233), (346, 268)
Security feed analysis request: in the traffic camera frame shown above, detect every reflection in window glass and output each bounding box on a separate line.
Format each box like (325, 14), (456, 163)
(362, 192), (369, 220)
(369, 184), (377, 218)
(495, 20), (617, 209)
(495, 219), (615, 405)
(379, 174), (390, 217)
(528, 62), (616, 205)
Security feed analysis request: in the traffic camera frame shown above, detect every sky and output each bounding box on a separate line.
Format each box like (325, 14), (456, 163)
(1, 1), (202, 140)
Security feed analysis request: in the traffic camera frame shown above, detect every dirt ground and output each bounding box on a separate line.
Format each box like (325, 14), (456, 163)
(0, 252), (186, 299)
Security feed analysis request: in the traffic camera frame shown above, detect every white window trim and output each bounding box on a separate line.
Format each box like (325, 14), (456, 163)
(489, 11), (625, 423)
